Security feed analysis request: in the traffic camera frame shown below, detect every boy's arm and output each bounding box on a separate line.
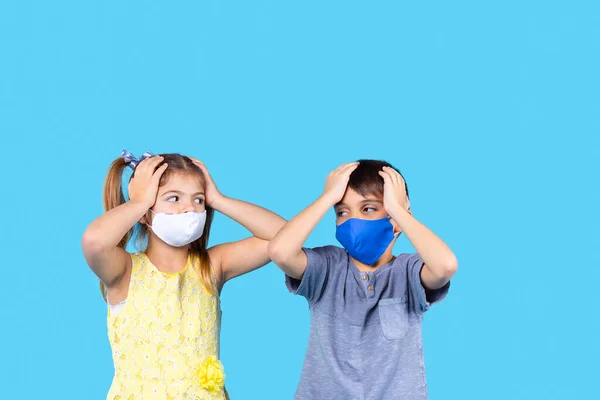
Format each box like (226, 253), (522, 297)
(267, 195), (333, 279)
(393, 207), (458, 290)
(380, 167), (458, 290)
(268, 162), (360, 280)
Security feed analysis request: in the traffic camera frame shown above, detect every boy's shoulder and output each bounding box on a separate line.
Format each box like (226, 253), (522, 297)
(303, 245), (348, 268)
(302, 246), (423, 278)
(392, 252), (421, 265)
(305, 245), (347, 258)
(306, 244), (345, 253)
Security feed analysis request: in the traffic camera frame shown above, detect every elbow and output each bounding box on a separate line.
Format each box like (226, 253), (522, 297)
(267, 240), (298, 269)
(428, 255), (458, 282)
(267, 239), (305, 280)
(267, 240), (285, 265)
(442, 255), (458, 278)
(81, 229), (106, 256)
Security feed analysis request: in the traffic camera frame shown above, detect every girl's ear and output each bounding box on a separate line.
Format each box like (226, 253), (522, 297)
(140, 210), (152, 226)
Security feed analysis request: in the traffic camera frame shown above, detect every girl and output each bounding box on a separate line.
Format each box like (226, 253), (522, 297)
(82, 151), (285, 399)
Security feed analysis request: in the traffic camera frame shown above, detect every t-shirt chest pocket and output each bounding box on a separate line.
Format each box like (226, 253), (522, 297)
(378, 296), (410, 340)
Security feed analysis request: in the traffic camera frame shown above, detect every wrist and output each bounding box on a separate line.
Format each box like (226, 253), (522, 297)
(388, 204), (410, 224)
(318, 192), (339, 208)
(209, 193), (227, 210)
(128, 199), (152, 214)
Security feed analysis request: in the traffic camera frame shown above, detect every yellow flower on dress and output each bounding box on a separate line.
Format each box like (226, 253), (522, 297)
(197, 356), (225, 395)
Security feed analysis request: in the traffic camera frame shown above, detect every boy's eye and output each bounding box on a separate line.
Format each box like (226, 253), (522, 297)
(364, 207), (376, 213)
(167, 196), (178, 202)
(336, 211), (348, 217)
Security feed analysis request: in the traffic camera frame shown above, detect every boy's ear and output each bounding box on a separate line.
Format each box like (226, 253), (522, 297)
(390, 218), (402, 236)
(390, 206), (412, 236)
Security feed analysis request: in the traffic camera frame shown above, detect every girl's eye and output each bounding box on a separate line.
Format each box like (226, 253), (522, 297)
(194, 198), (204, 204)
(167, 196), (178, 202)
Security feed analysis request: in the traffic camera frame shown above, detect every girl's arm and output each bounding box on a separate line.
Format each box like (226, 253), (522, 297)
(208, 204), (282, 283)
(191, 160), (286, 284)
(82, 156), (167, 287)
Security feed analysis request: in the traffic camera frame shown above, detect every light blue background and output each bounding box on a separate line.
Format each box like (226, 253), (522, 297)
(1, 1), (598, 399)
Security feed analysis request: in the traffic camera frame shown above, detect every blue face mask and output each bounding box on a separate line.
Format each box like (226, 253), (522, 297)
(335, 217), (396, 265)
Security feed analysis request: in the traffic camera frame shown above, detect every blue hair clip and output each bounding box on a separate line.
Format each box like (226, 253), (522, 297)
(121, 149), (154, 170)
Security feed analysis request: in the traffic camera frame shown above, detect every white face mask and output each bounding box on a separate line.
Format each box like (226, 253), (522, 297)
(148, 210), (207, 247)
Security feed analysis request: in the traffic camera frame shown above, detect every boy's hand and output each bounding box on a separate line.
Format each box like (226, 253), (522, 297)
(379, 166), (409, 214)
(323, 162), (360, 203)
(128, 156), (168, 208)
(190, 158), (224, 208)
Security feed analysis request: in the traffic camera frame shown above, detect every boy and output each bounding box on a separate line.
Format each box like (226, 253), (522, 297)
(268, 160), (457, 400)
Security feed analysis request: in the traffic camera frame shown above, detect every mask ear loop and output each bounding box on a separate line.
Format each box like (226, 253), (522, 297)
(145, 209), (156, 231)
(386, 215), (401, 238)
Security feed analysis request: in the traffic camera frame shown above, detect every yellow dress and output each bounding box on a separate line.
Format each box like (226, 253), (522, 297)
(107, 252), (227, 400)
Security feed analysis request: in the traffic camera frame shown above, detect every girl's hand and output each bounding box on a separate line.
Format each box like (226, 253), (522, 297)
(190, 158), (224, 208)
(127, 156), (168, 208)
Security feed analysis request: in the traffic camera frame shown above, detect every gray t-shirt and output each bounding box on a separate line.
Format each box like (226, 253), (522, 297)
(286, 245), (450, 400)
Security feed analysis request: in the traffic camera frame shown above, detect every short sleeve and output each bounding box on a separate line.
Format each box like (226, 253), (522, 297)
(407, 253), (450, 314)
(285, 245), (340, 304)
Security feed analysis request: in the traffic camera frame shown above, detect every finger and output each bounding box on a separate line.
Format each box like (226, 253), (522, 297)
(329, 163), (352, 179)
(139, 155), (162, 166)
(190, 157), (205, 167)
(152, 163), (169, 180)
(392, 167), (405, 186)
(334, 161), (359, 172)
(190, 158), (208, 172)
(333, 164), (347, 173)
(397, 173), (406, 187)
(386, 166), (405, 187)
(380, 171), (397, 188)
(137, 156), (163, 174)
(196, 162), (209, 174)
(341, 162), (360, 174)
(378, 170), (392, 184)
(133, 157), (152, 172)
(195, 163), (213, 182)
(147, 155), (165, 169)
(382, 166), (400, 185)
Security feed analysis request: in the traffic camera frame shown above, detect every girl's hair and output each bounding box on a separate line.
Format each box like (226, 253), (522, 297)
(100, 153), (216, 301)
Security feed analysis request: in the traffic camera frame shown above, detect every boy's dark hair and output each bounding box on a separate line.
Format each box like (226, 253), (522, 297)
(348, 159), (409, 199)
